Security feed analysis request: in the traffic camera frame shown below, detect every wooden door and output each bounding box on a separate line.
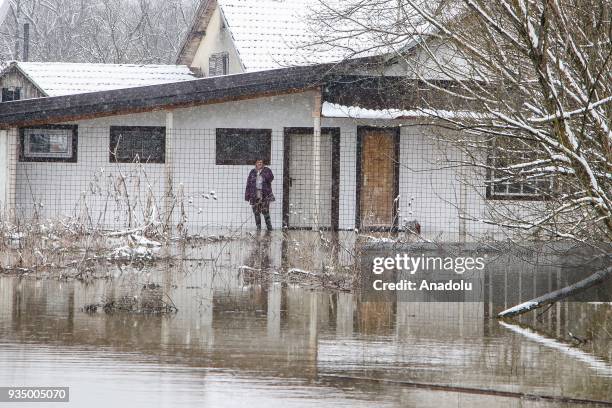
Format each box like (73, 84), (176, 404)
(358, 128), (398, 229)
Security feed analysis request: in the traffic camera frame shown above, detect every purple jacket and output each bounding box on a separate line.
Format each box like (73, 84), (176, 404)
(245, 167), (275, 204)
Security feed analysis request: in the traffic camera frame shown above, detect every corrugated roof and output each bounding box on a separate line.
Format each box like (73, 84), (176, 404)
(1, 62), (199, 96)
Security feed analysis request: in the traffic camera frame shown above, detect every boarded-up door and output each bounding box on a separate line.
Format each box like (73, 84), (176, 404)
(358, 128), (398, 230)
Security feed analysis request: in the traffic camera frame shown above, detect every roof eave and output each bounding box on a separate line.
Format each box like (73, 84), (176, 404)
(0, 64), (333, 128)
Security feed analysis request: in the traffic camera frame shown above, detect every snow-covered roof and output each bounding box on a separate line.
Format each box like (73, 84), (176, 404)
(0, 64), (332, 126)
(178, 0), (435, 72)
(1, 61), (199, 96)
(217, 0), (346, 71)
(216, 0), (437, 72)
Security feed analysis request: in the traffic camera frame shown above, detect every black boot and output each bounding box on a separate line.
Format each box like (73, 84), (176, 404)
(254, 213), (262, 230)
(264, 214), (272, 231)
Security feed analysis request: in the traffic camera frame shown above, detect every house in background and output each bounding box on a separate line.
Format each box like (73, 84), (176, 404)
(0, 61), (200, 101)
(176, 0), (353, 76)
(174, 0), (459, 80)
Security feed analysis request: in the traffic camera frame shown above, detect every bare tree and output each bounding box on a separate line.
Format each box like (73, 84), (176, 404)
(308, 0), (611, 314)
(0, 0), (198, 63)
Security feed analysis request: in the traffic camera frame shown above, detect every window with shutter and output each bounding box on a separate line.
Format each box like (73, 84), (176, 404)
(208, 52), (229, 76)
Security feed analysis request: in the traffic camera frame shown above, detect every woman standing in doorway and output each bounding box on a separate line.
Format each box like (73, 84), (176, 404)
(245, 159), (274, 231)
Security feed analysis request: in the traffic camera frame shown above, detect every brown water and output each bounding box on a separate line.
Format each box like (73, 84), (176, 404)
(0, 236), (611, 407)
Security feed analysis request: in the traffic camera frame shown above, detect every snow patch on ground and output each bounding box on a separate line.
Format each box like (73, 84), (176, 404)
(108, 233), (162, 260)
(362, 235), (398, 243)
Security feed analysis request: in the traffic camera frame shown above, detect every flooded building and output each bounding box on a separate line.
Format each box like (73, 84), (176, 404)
(0, 63), (543, 241)
(0, 0), (550, 241)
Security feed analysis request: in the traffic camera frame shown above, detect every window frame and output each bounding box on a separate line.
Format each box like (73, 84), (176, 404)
(19, 125), (78, 163)
(109, 126), (166, 164)
(215, 128), (272, 165)
(485, 138), (553, 201)
(209, 51), (229, 76)
(2, 87), (21, 102)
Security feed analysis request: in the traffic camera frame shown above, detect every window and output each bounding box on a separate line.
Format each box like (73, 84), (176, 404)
(2, 87), (21, 102)
(20, 125), (78, 162)
(486, 138), (553, 200)
(109, 126), (165, 163)
(216, 128), (272, 165)
(209, 52), (229, 76)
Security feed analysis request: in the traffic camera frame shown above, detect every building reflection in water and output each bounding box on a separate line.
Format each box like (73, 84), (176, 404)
(0, 232), (610, 405)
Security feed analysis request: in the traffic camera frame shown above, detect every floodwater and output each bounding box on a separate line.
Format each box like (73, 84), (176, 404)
(0, 233), (611, 407)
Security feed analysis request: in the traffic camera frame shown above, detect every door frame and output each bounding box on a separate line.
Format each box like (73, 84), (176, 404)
(282, 127), (341, 230)
(355, 126), (400, 231)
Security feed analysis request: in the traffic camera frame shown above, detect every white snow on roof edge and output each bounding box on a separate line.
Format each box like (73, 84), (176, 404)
(321, 102), (486, 120)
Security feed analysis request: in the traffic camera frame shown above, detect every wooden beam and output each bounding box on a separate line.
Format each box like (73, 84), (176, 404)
(312, 87), (322, 230)
(164, 111), (174, 234)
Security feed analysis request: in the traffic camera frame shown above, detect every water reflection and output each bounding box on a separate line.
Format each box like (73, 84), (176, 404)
(0, 233), (610, 407)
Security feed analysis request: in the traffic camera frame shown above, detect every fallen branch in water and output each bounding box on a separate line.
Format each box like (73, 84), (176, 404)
(498, 265), (612, 318)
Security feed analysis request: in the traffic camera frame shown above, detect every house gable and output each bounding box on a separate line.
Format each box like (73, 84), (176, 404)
(176, 0), (219, 66)
(0, 63), (48, 101)
(188, 5), (244, 76)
